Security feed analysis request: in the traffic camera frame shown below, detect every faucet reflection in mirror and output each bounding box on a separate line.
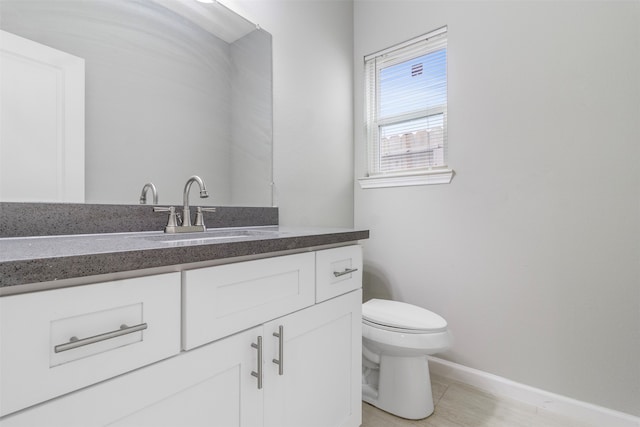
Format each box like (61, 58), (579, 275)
(139, 183), (158, 205)
(154, 175), (216, 234)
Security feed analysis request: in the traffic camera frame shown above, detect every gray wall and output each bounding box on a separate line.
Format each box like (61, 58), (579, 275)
(227, 0), (355, 227)
(354, 0), (640, 416)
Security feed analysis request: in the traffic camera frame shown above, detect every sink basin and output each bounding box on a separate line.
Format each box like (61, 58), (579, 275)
(142, 228), (279, 245)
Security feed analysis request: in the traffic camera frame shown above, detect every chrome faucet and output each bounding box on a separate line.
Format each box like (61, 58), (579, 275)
(139, 182), (158, 205)
(182, 175), (208, 227)
(154, 175), (216, 233)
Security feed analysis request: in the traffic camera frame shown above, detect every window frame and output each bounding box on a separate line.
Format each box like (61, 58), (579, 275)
(359, 26), (454, 189)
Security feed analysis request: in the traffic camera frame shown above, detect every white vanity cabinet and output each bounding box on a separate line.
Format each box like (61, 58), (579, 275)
(0, 245), (363, 427)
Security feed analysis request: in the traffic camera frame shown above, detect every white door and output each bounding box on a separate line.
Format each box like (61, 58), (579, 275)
(0, 30), (84, 202)
(263, 290), (362, 427)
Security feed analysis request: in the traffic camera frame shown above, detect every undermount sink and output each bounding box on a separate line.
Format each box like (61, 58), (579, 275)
(142, 228), (279, 245)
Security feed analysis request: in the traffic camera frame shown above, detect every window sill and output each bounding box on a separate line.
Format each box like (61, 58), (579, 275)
(358, 169), (454, 189)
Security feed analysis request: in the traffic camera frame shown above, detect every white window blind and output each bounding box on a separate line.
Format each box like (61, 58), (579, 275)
(363, 27), (451, 187)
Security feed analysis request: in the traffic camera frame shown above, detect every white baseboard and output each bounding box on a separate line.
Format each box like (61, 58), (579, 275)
(428, 356), (640, 427)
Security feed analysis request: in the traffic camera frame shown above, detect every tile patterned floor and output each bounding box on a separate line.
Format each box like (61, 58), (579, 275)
(362, 374), (596, 427)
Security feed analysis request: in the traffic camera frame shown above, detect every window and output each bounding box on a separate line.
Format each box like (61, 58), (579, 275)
(360, 27), (453, 189)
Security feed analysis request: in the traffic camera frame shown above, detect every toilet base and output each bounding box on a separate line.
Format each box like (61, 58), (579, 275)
(362, 354), (434, 420)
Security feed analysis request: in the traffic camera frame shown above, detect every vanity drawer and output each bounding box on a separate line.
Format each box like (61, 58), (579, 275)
(315, 245), (363, 303)
(182, 252), (315, 350)
(0, 273), (181, 417)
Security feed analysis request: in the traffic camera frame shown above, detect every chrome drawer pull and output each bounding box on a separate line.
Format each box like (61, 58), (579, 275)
(251, 336), (263, 389)
(333, 267), (358, 278)
(54, 323), (148, 353)
(272, 325), (284, 375)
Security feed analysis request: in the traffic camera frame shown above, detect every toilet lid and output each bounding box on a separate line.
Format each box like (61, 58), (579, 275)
(363, 299), (448, 332)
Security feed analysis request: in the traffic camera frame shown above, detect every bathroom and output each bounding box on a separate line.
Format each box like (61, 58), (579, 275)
(0, 0), (639, 426)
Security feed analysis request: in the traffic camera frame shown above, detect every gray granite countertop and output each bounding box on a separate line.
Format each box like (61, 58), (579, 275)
(0, 226), (369, 290)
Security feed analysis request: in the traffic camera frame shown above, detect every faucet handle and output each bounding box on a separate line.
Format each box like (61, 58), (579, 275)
(194, 207), (217, 228)
(153, 206), (180, 230)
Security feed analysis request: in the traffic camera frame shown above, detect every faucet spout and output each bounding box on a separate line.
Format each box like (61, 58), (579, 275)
(139, 182), (158, 205)
(182, 175), (209, 227)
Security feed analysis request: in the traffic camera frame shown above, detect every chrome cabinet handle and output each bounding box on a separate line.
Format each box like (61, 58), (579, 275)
(272, 325), (284, 375)
(333, 267), (358, 277)
(54, 323), (148, 353)
(251, 336), (263, 389)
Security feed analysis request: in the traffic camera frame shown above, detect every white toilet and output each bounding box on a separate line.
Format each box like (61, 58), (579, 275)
(362, 299), (451, 420)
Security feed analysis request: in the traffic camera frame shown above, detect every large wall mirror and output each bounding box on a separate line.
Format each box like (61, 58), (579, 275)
(0, 0), (273, 207)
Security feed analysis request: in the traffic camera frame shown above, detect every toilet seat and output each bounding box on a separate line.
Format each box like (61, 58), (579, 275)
(363, 318), (443, 334)
(363, 299), (448, 333)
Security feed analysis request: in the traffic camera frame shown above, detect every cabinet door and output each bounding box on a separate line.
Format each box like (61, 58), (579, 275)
(263, 290), (362, 427)
(0, 327), (264, 427)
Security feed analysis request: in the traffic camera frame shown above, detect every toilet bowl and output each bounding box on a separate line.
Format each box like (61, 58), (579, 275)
(362, 299), (451, 420)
